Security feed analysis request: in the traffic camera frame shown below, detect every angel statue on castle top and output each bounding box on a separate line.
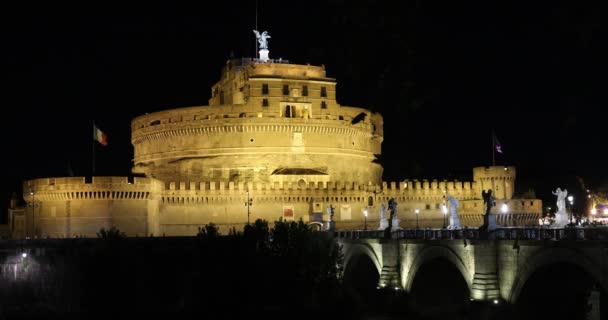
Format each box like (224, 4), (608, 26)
(253, 30), (271, 49)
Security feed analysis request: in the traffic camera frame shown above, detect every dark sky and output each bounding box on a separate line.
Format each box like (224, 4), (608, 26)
(1, 1), (606, 219)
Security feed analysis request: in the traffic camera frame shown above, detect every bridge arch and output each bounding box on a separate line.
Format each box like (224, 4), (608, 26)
(342, 243), (383, 277)
(509, 247), (608, 303)
(404, 245), (473, 293)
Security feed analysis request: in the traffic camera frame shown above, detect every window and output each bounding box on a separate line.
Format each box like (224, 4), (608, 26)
(425, 204), (431, 210)
(302, 85), (308, 96)
(262, 84), (269, 95)
(283, 85), (289, 95)
(320, 87), (327, 97)
(262, 98), (269, 107)
(285, 105), (296, 118)
(321, 101), (327, 109)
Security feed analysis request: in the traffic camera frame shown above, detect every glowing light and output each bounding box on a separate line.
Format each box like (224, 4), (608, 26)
(21, 253), (27, 258)
(415, 209), (419, 215)
(604, 209), (608, 215)
(501, 203), (508, 213)
(363, 209), (368, 217)
(442, 205), (447, 215)
(493, 299), (499, 304)
(591, 208), (597, 215)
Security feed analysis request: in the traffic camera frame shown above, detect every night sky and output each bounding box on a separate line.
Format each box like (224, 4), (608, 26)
(2, 2), (606, 220)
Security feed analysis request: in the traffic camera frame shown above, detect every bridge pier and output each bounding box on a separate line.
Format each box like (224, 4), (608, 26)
(471, 241), (500, 300)
(378, 240), (401, 289)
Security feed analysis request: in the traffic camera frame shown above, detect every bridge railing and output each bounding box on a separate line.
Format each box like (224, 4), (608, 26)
(335, 226), (608, 241)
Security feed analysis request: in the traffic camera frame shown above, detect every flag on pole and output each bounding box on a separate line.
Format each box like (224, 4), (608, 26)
(94, 125), (108, 146)
(493, 134), (503, 154)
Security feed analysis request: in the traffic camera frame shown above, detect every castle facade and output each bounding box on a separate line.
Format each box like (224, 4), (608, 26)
(8, 58), (541, 238)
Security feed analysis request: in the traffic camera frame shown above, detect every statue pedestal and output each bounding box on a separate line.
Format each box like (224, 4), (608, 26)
(378, 218), (389, 230)
(326, 220), (335, 231)
(449, 214), (461, 229)
(553, 210), (569, 227)
(258, 49), (269, 62)
(481, 214), (497, 231)
(391, 218), (402, 231)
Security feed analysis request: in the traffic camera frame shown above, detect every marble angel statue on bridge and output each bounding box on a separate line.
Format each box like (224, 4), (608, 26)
(447, 194), (461, 229)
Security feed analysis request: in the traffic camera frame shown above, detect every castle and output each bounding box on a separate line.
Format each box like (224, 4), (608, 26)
(7, 52), (542, 238)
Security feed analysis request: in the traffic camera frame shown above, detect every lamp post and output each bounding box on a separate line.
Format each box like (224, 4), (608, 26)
(29, 191), (35, 238)
(363, 209), (368, 230)
(415, 209), (420, 229)
(567, 195), (574, 225)
(245, 190), (253, 225)
(442, 204), (448, 229)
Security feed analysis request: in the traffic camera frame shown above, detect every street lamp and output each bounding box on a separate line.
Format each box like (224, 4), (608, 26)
(567, 195), (574, 225)
(363, 209), (368, 230)
(29, 191), (35, 237)
(245, 190), (253, 225)
(501, 203), (508, 214)
(442, 204), (448, 228)
(415, 209), (420, 229)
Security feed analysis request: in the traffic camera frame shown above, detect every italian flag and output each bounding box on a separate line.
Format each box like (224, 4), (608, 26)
(94, 125), (108, 146)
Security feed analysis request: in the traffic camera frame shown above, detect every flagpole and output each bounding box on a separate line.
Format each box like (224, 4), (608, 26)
(492, 129), (495, 166)
(92, 121), (96, 175)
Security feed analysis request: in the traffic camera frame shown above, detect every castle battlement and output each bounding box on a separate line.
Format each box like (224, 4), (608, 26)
(163, 180), (383, 193)
(23, 176), (164, 202)
(159, 179), (479, 200)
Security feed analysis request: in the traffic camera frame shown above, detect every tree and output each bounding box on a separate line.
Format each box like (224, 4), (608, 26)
(196, 223), (220, 238)
(96, 227), (125, 240)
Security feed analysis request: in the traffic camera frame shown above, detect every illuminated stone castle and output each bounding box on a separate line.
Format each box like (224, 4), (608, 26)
(8, 57), (542, 238)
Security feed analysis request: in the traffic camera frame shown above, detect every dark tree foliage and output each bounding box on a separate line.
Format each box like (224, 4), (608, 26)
(196, 223), (220, 238)
(96, 226), (126, 239)
(0, 218), (346, 318)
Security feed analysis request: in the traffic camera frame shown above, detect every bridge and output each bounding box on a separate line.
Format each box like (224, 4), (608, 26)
(336, 227), (608, 304)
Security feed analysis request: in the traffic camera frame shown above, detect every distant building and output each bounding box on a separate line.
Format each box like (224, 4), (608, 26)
(8, 58), (541, 238)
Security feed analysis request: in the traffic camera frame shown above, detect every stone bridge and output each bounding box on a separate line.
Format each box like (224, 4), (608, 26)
(336, 227), (608, 303)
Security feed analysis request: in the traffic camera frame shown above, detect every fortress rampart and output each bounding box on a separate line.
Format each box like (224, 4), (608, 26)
(15, 173), (541, 238)
(21, 177), (164, 238)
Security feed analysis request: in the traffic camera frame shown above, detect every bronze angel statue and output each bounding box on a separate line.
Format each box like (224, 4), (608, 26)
(253, 30), (271, 49)
(481, 189), (495, 215)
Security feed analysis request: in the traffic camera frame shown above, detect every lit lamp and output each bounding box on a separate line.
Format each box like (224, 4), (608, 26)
(245, 190), (253, 225)
(567, 195), (574, 224)
(415, 209), (420, 229)
(442, 204), (448, 228)
(501, 203), (508, 214)
(29, 191), (35, 237)
(591, 208), (597, 222)
(363, 209), (368, 230)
